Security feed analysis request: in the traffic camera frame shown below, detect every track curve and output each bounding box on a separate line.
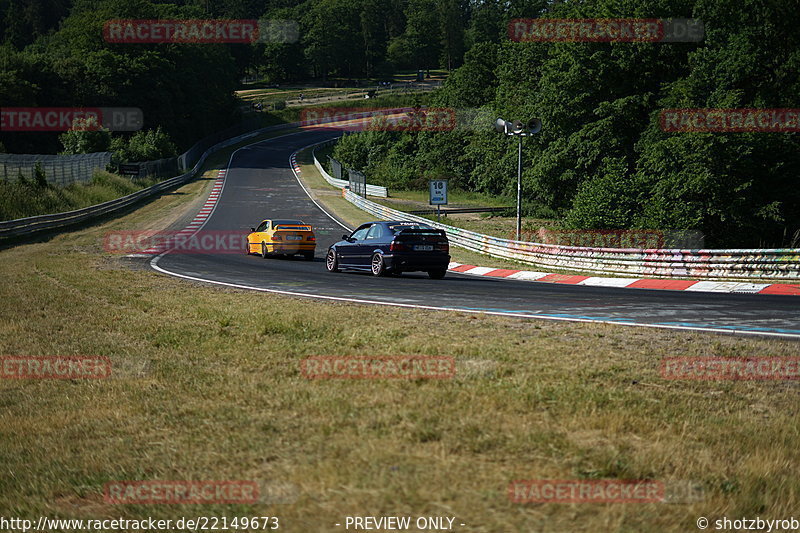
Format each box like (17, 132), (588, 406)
(151, 130), (800, 339)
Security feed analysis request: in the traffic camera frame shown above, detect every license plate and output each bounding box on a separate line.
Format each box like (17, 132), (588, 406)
(414, 244), (434, 251)
(286, 235), (302, 241)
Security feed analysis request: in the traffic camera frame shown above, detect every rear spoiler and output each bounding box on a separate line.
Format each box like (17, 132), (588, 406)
(274, 225), (312, 231)
(397, 228), (447, 237)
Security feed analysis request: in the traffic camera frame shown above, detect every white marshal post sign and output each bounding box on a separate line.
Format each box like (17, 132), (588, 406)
(429, 179), (448, 221)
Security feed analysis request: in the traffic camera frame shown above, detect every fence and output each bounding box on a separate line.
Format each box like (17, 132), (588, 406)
(0, 122), (298, 241)
(338, 188), (800, 281)
(311, 140), (388, 197)
(122, 117), (267, 179)
(329, 156), (342, 179)
(0, 153), (113, 187)
(123, 156), (180, 180)
(0, 117), (269, 185)
(348, 169), (367, 197)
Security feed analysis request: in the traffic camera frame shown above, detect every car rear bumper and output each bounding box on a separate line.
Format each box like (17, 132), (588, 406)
(383, 252), (450, 271)
(269, 243), (316, 253)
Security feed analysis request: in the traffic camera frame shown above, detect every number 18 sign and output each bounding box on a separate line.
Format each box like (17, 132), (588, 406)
(429, 179), (448, 205)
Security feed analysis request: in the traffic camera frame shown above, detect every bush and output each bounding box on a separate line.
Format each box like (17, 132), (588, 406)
(111, 127), (177, 163)
(33, 163), (48, 188)
(59, 116), (112, 155)
(564, 157), (642, 230)
(0, 169), (155, 222)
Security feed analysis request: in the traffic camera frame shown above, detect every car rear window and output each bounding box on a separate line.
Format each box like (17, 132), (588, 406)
(388, 223), (432, 234)
(272, 220), (309, 230)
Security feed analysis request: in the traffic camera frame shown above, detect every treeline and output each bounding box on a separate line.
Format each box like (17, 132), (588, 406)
(0, 0), (515, 156)
(1, 0), (244, 156)
(332, 0), (800, 248)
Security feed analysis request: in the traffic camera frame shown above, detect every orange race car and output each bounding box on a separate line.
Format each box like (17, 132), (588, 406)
(246, 219), (316, 260)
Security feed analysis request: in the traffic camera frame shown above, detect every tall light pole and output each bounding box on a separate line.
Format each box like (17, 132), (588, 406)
(495, 118), (542, 241)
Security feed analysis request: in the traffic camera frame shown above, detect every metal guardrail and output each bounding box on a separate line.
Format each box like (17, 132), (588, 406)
(0, 122), (298, 241)
(407, 206), (513, 216)
(342, 189), (800, 281)
(311, 140), (388, 197)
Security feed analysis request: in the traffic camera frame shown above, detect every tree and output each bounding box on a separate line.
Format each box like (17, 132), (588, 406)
(436, 0), (466, 71)
(302, 0), (364, 78)
(0, 0), (71, 48)
(401, 0), (441, 71)
(361, 0), (390, 76)
(432, 42), (498, 107)
(111, 127), (178, 162)
(59, 115), (112, 154)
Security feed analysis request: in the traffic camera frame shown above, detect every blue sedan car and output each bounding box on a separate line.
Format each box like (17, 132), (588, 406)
(326, 221), (450, 279)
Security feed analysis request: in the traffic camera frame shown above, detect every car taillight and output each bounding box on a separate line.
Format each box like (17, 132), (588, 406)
(390, 240), (406, 252)
(273, 235), (282, 241)
(436, 242), (449, 252)
(307, 235), (316, 241)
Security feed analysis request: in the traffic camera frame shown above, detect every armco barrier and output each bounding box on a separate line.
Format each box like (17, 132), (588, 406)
(311, 140), (388, 197)
(0, 122), (297, 241)
(341, 189), (800, 281)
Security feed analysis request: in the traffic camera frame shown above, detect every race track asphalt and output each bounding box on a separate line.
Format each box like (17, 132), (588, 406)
(151, 129), (800, 339)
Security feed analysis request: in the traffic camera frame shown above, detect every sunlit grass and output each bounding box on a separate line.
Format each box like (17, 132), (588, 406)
(1, 134), (798, 532)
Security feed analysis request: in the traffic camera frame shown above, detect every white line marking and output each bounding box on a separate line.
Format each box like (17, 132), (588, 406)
(579, 277), (638, 288)
(462, 266), (496, 275)
(684, 281), (768, 293)
(506, 271), (550, 281)
(147, 262), (800, 339)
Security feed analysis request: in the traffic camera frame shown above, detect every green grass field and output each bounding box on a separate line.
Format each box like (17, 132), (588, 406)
(1, 134), (798, 532)
(238, 82), (439, 113)
(0, 171), (158, 222)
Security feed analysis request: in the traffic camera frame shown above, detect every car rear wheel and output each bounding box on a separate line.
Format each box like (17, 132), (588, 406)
(371, 253), (386, 276)
(326, 249), (339, 272)
(261, 242), (268, 258)
(428, 269), (446, 279)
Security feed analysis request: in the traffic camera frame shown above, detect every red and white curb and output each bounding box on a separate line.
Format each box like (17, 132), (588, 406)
(448, 262), (800, 296)
(291, 154), (301, 174)
(292, 149), (799, 296)
(127, 170), (226, 256)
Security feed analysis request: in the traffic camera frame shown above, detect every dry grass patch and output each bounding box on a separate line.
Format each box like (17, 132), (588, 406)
(0, 141), (798, 533)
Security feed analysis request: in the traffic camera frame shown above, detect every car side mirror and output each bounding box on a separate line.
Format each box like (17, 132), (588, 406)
(250, 227), (255, 232)
(342, 234), (351, 241)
